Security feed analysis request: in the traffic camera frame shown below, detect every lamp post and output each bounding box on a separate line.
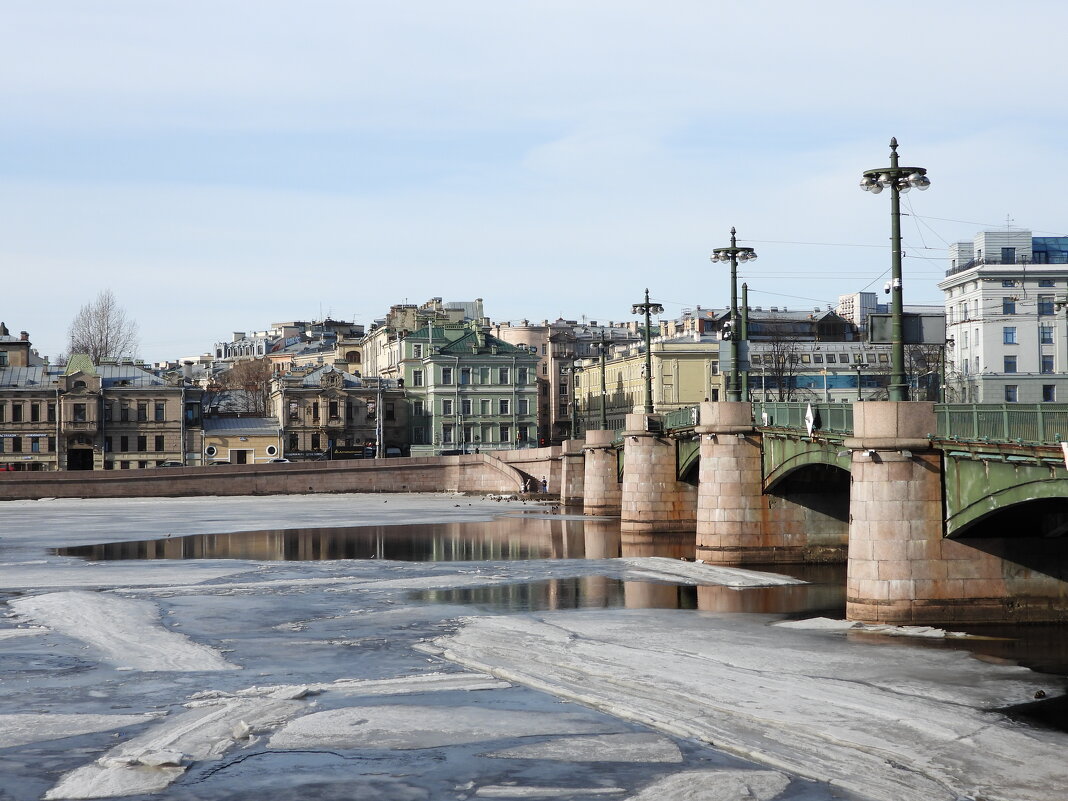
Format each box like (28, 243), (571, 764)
(855, 363), (868, 401)
(711, 227), (757, 402)
(631, 289), (664, 414)
(860, 138), (930, 402)
(594, 329), (612, 430)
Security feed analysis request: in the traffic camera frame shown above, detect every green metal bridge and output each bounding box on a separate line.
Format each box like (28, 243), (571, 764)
(655, 402), (1068, 537)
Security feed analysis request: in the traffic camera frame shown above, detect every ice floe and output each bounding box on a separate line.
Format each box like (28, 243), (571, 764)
(623, 769), (790, 801)
(44, 690), (311, 799)
(483, 732), (682, 763)
(270, 703), (619, 750)
(0, 713), (161, 749)
(775, 616), (971, 638)
(9, 591), (239, 672)
(618, 557), (805, 587)
(421, 610), (1068, 801)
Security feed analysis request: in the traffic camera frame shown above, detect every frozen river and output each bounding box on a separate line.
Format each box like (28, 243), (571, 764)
(1, 493), (1065, 801)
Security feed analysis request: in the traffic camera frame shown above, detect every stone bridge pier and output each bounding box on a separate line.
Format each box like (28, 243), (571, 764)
(845, 402), (1068, 624)
(620, 413), (696, 537)
(696, 402), (844, 564)
(582, 429), (622, 516)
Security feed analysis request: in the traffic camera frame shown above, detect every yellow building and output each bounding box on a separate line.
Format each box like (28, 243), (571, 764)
(202, 417), (283, 464)
(573, 339), (723, 433)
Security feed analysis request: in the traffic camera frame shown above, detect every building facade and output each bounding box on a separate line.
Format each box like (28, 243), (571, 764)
(0, 337), (203, 471)
(939, 228), (1068, 403)
(398, 323), (539, 455)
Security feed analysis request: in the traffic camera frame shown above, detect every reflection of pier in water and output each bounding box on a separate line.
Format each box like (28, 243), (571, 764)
(56, 515), (846, 615)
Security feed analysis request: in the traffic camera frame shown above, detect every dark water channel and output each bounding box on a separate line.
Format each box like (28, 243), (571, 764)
(55, 512), (1068, 721)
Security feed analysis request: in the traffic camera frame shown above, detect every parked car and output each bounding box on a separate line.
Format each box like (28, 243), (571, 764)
(267, 458), (290, 463)
(208, 460), (231, 466)
(155, 461), (185, 468)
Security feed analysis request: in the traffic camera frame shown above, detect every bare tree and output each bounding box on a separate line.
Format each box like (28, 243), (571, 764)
(67, 290), (139, 363)
(218, 358), (273, 416)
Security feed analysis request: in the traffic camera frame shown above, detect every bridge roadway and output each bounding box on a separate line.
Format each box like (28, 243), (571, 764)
(2, 401), (1065, 625)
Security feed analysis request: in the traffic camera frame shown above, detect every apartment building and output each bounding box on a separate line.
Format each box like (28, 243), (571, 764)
(939, 228), (1068, 403)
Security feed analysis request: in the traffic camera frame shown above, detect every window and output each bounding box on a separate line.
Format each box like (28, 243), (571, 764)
(137, 402), (148, 422)
(30, 437), (40, 453)
(154, 402), (165, 422)
(541, 363), (548, 375)
(1002, 297), (1016, 315)
(962, 330), (969, 348)
(72, 403), (86, 422)
(1043, 385), (1056, 402)
(480, 399), (491, 415)
(441, 367), (453, 385)
(311, 433), (321, 450)
(1041, 325), (1055, 345)
(412, 370), (424, 387)
(1042, 355), (1055, 374)
(559, 403), (569, 416)
(1039, 279), (1056, 288)
(559, 382), (568, 396)
(518, 398), (529, 415)
(461, 398), (472, 416)
(518, 425), (529, 443)
(289, 433), (299, 451)
(0, 404), (4, 422)
(1003, 326), (1017, 345)
(800, 354), (811, 364)
(412, 400), (424, 417)
(825, 354), (836, 364)
(154, 435), (165, 452)
(498, 367), (510, 384)
(813, 354), (823, 364)
(120, 403), (130, 422)
(499, 399), (510, 415)
(120, 461), (130, 470)
(1039, 295), (1055, 316)
(412, 427), (427, 445)
(517, 367), (528, 384)
(479, 367), (490, 384)
(10, 437), (20, 453)
(1002, 279), (1016, 287)
(329, 400), (339, 419)
(462, 424), (473, 444)
(120, 435), (129, 452)
(441, 425), (454, 444)
(460, 368), (471, 385)
(30, 403), (40, 422)
(137, 435), (147, 452)
(413, 344), (423, 358)
(311, 402), (320, 421)
(1004, 385), (1018, 403)
(104, 436), (112, 452)
(1003, 356), (1017, 373)
(47, 436), (55, 452)
(289, 401), (299, 421)
(852, 354), (863, 364)
(499, 424), (511, 442)
(12, 404), (23, 422)
(442, 399), (454, 416)
(0, 352), (5, 367)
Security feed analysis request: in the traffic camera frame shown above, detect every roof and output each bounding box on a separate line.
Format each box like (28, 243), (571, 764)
(0, 366), (51, 388)
(297, 365), (363, 387)
(202, 417), (281, 437)
(64, 354), (96, 376)
(97, 364), (165, 388)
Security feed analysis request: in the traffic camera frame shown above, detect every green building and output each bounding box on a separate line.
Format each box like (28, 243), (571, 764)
(400, 322), (540, 455)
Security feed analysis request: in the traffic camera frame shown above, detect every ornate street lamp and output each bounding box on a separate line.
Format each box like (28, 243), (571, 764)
(860, 137), (930, 401)
(631, 289), (664, 414)
(710, 227), (757, 402)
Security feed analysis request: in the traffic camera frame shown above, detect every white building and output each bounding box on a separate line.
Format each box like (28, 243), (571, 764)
(938, 228), (1068, 403)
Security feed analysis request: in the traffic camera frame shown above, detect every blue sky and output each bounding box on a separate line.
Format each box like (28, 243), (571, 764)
(4, 1), (1068, 362)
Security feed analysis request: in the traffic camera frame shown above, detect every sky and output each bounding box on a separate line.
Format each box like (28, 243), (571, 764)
(4, 1), (1068, 363)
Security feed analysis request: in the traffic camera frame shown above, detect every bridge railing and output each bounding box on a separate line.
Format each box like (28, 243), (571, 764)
(753, 401), (854, 435)
(935, 403), (1068, 445)
(663, 405), (700, 431)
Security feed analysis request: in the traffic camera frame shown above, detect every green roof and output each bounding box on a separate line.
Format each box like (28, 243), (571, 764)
(64, 354), (97, 376)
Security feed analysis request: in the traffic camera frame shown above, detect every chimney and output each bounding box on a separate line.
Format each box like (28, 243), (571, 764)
(20, 331), (29, 341)
(183, 361), (193, 381)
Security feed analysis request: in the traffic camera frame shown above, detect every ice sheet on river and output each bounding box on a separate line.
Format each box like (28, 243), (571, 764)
(8, 591), (239, 672)
(421, 610), (1068, 801)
